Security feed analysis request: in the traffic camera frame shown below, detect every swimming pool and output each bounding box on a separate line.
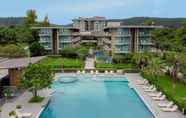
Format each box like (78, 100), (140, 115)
(39, 74), (154, 118)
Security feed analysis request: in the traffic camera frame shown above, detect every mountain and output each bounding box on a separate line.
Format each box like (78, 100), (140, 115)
(0, 17), (25, 27)
(117, 17), (186, 28)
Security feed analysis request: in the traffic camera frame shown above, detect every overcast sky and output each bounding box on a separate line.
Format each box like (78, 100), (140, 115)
(1, 0), (186, 24)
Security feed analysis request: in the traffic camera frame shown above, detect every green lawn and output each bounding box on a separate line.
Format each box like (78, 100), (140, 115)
(142, 73), (186, 111)
(39, 57), (84, 69)
(96, 63), (135, 69)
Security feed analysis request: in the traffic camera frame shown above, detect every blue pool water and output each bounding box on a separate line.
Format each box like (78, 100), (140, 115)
(39, 74), (154, 118)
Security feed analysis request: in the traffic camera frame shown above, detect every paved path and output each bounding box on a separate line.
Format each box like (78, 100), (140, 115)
(84, 57), (95, 70)
(126, 73), (186, 118)
(1, 89), (53, 118)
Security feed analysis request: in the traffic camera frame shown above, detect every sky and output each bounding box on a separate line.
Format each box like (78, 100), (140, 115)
(1, 0), (186, 24)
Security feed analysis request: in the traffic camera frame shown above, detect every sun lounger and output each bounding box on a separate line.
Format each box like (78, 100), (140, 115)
(143, 85), (153, 89)
(82, 70), (85, 74)
(16, 110), (32, 118)
(161, 105), (178, 112)
(148, 92), (162, 97)
(90, 70), (94, 74)
(76, 70), (81, 74)
(137, 80), (149, 85)
(110, 70), (114, 74)
(105, 70), (108, 74)
(144, 87), (157, 92)
(158, 101), (174, 108)
(152, 95), (166, 101)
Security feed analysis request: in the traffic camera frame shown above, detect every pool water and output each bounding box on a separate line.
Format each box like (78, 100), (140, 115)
(39, 74), (154, 118)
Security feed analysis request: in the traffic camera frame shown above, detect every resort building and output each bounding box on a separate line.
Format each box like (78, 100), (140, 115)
(32, 16), (163, 55)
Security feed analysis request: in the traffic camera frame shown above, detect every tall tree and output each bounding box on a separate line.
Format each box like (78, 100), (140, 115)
(21, 64), (53, 99)
(25, 9), (37, 25)
(42, 15), (50, 27)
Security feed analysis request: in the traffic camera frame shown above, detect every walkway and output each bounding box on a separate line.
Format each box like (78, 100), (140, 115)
(126, 73), (185, 118)
(84, 57), (95, 70)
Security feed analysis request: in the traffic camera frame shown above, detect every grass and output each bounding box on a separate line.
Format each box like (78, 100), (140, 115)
(39, 57), (84, 69)
(96, 63), (135, 69)
(29, 96), (44, 103)
(142, 73), (186, 112)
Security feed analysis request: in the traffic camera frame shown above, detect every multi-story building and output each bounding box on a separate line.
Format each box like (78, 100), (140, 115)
(32, 16), (163, 55)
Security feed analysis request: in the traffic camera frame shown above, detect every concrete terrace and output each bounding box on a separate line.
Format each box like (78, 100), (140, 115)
(1, 89), (53, 118)
(126, 73), (186, 118)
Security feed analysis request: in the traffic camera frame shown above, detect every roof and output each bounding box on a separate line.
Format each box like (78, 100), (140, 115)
(31, 26), (79, 30)
(104, 25), (164, 29)
(0, 56), (45, 69)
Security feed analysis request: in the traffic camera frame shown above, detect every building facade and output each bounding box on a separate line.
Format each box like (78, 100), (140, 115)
(32, 16), (163, 55)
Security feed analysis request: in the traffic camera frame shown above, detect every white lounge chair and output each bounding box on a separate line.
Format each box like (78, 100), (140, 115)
(16, 110), (32, 118)
(82, 70), (85, 74)
(158, 101), (174, 108)
(148, 92), (162, 97)
(144, 87), (157, 92)
(105, 70), (108, 74)
(143, 85), (153, 89)
(76, 70), (81, 74)
(95, 70), (99, 74)
(152, 95), (166, 101)
(110, 70), (114, 74)
(161, 105), (178, 112)
(90, 70), (94, 74)
(137, 79), (149, 85)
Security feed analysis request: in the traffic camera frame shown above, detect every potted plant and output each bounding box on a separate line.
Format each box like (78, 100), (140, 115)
(9, 111), (16, 118)
(16, 105), (22, 112)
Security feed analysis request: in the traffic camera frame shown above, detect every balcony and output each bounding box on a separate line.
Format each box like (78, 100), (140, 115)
(140, 42), (153, 45)
(103, 38), (111, 44)
(39, 33), (52, 36)
(59, 40), (72, 43)
(139, 34), (151, 37)
(115, 42), (130, 45)
(114, 34), (131, 37)
(103, 45), (112, 51)
(114, 50), (129, 54)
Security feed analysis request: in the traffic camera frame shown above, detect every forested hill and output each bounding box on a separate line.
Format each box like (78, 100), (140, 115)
(119, 17), (186, 28)
(0, 17), (186, 28)
(0, 17), (25, 27)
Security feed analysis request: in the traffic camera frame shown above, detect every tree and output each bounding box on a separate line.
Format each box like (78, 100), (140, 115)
(0, 44), (27, 58)
(21, 64), (53, 99)
(29, 42), (46, 56)
(142, 19), (154, 26)
(25, 9), (37, 25)
(132, 52), (151, 70)
(165, 52), (184, 91)
(42, 15), (50, 27)
(145, 58), (162, 84)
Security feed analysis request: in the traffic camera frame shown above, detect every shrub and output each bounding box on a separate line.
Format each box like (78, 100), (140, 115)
(0, 44), (27, 58)
(29, 96), (44, 103)
(16, 105), (22, 109)
(113, 54), (132, 64)
(60, 47), (78, 58)
(29, 42), (46, 56)
(9, 111), (16, 116)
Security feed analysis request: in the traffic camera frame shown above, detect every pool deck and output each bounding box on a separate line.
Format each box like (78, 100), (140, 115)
(126, 73), (186, 118)
(1, 89), (53, 118)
